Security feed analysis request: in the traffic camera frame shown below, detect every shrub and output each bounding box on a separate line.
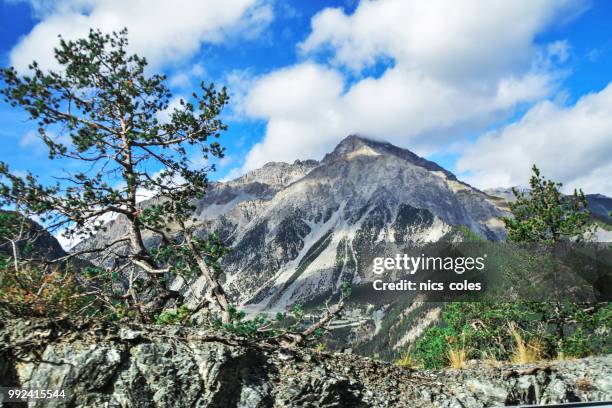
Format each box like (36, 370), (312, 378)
(412, 326), (459, 369)
(155, 305), (192, 325)
(395, 351), (419, 368)
(412, 301), (611, 368)
(0, 260), (99, 318)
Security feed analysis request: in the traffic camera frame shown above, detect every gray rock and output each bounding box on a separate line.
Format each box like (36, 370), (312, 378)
(1, 319), (610, 408)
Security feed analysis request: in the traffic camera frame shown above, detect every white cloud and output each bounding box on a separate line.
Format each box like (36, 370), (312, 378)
(457, 82), (612, 196)
(156, 96), (185, 124)
(223, 68), (258, 119)
(19, 131), (42, 149)
(219, 155), (233, 168)
(9, 0), (274, 71)
(586, 48), (601, 62)
(240, 63), (555, 172)
(168, 63), (206, 89)
(300, 0), (583, 80)
(547, 40), (571, 63)
(234, 0), (584, 174)
(241, 63), (346, 169)
(246, 63), (344, 119)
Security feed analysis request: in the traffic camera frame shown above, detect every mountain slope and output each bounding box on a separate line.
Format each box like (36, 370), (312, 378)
(0, 210), (66, 261)
(184, 135), (507, 309)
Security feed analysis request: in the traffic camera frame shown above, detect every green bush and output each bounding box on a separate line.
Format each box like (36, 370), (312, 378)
(560, 304), (611, 357)
(412, 301), (611, 368)
(413, 326), (459, 369)
(155, 305), (192, 325)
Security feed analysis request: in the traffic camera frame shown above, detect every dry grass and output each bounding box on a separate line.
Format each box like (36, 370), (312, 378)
(447, 347), (467, 369)
(395, 352), (420, 369)
(509, 323), (542, 364)
(482, 351), (502, 368)
(555, 351), (577, 362)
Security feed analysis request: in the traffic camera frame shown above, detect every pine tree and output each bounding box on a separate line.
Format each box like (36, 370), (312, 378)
(503, 165), (593, 243)
(0, 29), (231, 321)
(0, 29), (347, 342)
(503, 165), (602, 353)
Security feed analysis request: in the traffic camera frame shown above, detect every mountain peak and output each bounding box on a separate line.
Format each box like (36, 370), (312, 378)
(329, 134), (374, 152)
(323, 135), (457, 180)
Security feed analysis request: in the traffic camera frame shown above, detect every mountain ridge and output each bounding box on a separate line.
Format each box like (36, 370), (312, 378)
(76, 135), (612, 315)
(322, 135), (457, 180)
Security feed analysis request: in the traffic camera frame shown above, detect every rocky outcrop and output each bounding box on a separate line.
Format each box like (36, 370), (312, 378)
(1, 319), (610, 407)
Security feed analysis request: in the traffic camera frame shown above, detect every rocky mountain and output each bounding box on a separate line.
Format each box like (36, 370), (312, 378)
(76, 135), (508, 312)
(68, 136), (612, 358)
(189, 135), (507, 310)
(586, 194), (612, 223)
(2, 318), (611, 408)
(484, 188), (612, 240)
(0, 210), (66, 261)
(195, 159), (320, 219)
(485, 187), (612, 219)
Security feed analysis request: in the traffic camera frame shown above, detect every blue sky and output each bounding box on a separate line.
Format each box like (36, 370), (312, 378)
(1, 0), (611, 197)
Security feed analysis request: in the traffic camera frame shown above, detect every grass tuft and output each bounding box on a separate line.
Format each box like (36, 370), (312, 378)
(447, 347), (467, 369)
(509, 322), (541, 364)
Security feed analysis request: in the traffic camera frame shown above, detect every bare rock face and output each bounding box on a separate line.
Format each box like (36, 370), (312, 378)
(1, 319), (610, 408)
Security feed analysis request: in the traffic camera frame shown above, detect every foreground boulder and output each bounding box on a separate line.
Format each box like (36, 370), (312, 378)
(0, 319), (610, 407)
